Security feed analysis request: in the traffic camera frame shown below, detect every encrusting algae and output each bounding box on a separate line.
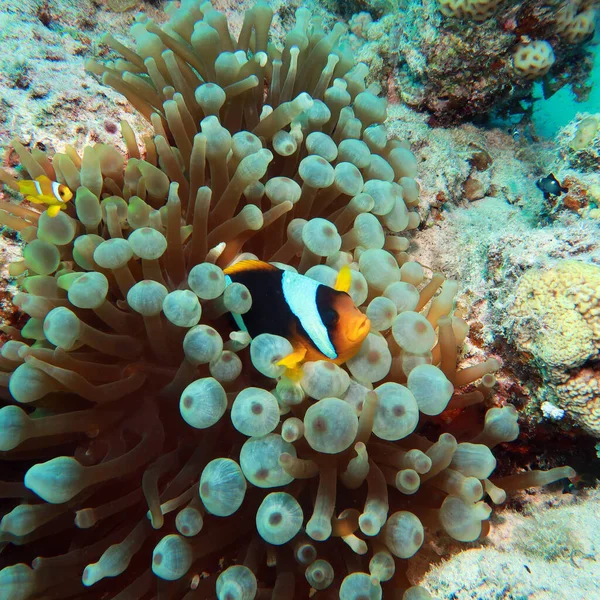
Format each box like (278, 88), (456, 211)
(0, 1), (575, 599)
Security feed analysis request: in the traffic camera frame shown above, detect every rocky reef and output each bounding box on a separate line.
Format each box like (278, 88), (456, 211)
(346, 0), (597, 125)
(421, 488), (600, 598)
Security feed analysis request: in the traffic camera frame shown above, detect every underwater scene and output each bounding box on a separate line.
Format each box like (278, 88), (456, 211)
(0, 0), (599, 598)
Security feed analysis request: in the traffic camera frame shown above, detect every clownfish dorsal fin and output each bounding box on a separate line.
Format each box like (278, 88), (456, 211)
(34, 175), (52, 184)
(223, 259), (279, 276)
(334, 265), (352, 293)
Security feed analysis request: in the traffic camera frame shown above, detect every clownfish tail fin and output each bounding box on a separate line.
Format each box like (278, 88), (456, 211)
(17, 181), (39, 197)
(334, 264), (352, 293)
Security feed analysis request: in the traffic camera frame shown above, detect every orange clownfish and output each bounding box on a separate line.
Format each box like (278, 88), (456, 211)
(223, 260), (370, 370)
(17, 175), (73, 217)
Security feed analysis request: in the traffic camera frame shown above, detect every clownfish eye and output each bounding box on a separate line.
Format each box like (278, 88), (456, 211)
(321, 308), (339, 328)
(59, 189), (66, 197)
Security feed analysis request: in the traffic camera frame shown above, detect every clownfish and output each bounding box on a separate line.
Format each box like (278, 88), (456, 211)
(17, 175), (73, 217)
(223, 260), (370, 370)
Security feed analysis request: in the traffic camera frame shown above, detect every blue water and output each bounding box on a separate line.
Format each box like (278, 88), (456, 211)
(533, 30), (600, 139)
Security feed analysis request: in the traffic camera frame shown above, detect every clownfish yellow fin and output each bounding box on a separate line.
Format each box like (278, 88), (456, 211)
(223, 259), (278, 276)
(46, 205), (62, 217)
(277, 347), (307, 382)
(277, 347), (307, 370)
(285, 366), (304, 382)
(25, 194), (44, 205)
(34, 175), (52, 184)
(334, 265), (352, 293)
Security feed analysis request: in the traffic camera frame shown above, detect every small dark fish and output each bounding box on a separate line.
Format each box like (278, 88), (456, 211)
(536, 173), (568, 200)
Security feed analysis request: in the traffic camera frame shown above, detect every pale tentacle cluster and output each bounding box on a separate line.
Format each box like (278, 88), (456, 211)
(0, 2), (574, 599)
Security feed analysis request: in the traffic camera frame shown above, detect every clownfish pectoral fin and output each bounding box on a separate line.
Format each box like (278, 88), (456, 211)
(277, 347), (307, 370)
(284, 366), (303, 382)
(334, 265), (352, 293)
(46, 205), (62, 218)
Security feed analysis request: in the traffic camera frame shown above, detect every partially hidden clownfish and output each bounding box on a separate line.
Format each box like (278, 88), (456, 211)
(223, 260), (371, 370)
(16, 175), (73, 217)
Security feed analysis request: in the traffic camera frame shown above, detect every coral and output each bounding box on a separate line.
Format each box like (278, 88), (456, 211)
(436, 0), (503, 21)
(557, 113), (600, 175)
(361, 0), (597, 125)
(507, 260), (600, 383)
(348, 10), (374, 37)
(462, 173), (486, 201)
(382, 112), (549, 223)
(345, 12), (401, 92)
(0, 2), (576, 599)
(554, 367), (600, 436)
(0, 0), (161, 152)
(413, 195), (600, 434)
(571, 115), (599, 150)
(555, 174), (594, 214)
(108, 0), (139, 12)
(555, 2), (597, 44)
(514, 502), (584, 562)
(565, 8), (597, 42)
(513, 40), (555, 79)
(436, 0), (598, 42)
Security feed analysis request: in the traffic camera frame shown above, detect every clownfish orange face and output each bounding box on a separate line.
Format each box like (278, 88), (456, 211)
(322, 290), (370, 364)
(54, 183), (73, 202)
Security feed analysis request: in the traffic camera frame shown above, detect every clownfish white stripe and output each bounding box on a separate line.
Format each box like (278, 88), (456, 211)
(34, 180), (43, 195)
(282, 270), (337, 359)
(51, 181), (65, 203)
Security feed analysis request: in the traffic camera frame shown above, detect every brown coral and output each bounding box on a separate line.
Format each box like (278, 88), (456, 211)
(508, 260), (600, 381)
(107, 0), (138, 13)
(555, 366), (600, 435)
(507, 260), (600, 433)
